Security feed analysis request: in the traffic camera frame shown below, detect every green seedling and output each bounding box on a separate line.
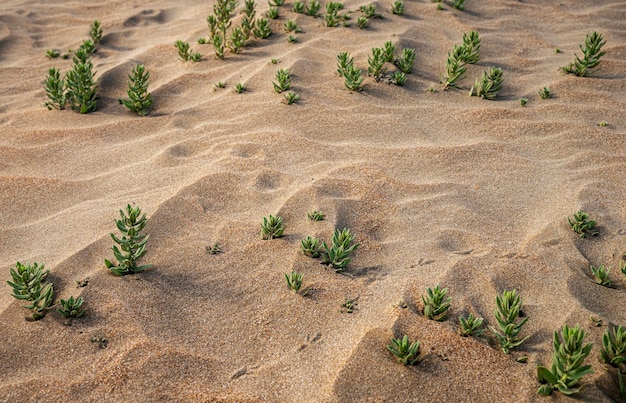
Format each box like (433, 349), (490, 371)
(175, 40), (200, 62)
(489, 289), (529, 354)
(601, 325), (626, 368)
(89, 20), (102, 44)
(269, 0), (285, 5)
(538, 87), (552, 99)
(321, 228), (360, 272)
(621, 261), (626, 277)
(388, 71), (407, 86)
(442, 44), (467, 90)
(105, 204), (152, 276)
(360, 4), (381, 19)
(437, 3), (444, 10)
(273, 68), (292, 93)
(72, 47), (89, 64)
(305, 0), (321, 16)
(79, 39), (96, 55)
(301, 236), (322, 257)
(118, 64), (153, 116)
(198, 37), (207, 44)
(368, 47), (387, 82)
(241, 0), (257, 39)
(307, 210), (325, 221)
(271, 58), (280, 64)
(284, 20), (299, 32)
(7, 262), (54, 320)
(391, 0), (404, 15)
(44, 68), (66, 110)
(383, 41), (396, 63)
(285, 271), (303, 293)
(453, 0), (465, 10)
(292, 1), (305, 13)
(343, 65), (364, 91)
(206, 243), (223, 254)
(267, 6), (279, 19)
(461, 31), (480, 64)
(46, 49), (60, 59)
(215, 81), (226, 88)
(598, 121), (608, 127)
(337, 51), (354, 76)
(253, 18), (272, 39)
(228, 27), (246, 53)
(422, 285), (451, 321)
(65, 58), (98, 114)
(287, 35), (298, 43)
(591, 265), (611, 286)
(568, 211), (597, 238)
(324, 11), (340, 27)
(357, 16), (368, 29)
(395, 48), (416, 74)
(459, 313), (484, 337)
(284, 91), (300, 104)
(520, 98), (528, 107)
(261, 214), (285, 239)
(387, 335), (421, 365)
(57, 295), (85, 318)
(470, 67), (503, 100)
(562, 31), (606, 77)
(234, 82), (246, 93)
(537, 324), (594, 396)
(340, 298), (358, 313)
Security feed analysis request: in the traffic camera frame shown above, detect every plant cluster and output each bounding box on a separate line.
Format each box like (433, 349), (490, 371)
(562, 31), (606, 77)
(307, 210), (325, 221)
(452, 0), (466, 10)
(204, 0), (241, 58)
(489, 289), (529, 354)
(234, 82), (247, 93)
(261, 214), (285, 239)
(368, 47), (387, 82)
(538, 87), (552, 99)
(253, 18), (272, 39)
(422, 285), (451, 321)
(118, 64), (153, 116)
(175, 40), (201, 62)
(337, 52), (364, 91)
(7, 262), (54, 320)
(442, 31), (481, 90)
(304, 0), (321, 16)
(387, 335), (421, 365)
(321, 228), (360, 272)
(324, 2), (348, 28)
(537, 324), (594, 396)
(105, 204), (152, 275)
(469, 67), (503, 100)
(568, 211), (598, 238)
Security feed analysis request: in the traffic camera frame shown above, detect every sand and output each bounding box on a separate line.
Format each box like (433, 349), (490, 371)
(0, 0), (625, 401)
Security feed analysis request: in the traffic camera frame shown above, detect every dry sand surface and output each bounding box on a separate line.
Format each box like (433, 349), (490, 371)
(1, 0), (625, 401)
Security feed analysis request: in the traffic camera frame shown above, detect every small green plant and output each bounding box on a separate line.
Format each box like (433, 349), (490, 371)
(601, 325), (626, 368)
(287, 35), (298, 44)
(368, 47), (387, 82)
(175, 40), (201, 62)
(568, 211), (598, 238)
(442, 45), (467, 90)
(285, 271), (303, 293)
(273, 69), (292, 93)
(337, 51), (354, 76)
(307, 210), (325, 221)
(89, 20), (103, 44)
(206, 243), (223, 254)
(459, 313), (484, 337)
(437, 3), (444, 10)
(301, 235), (322, 257)
(284, 91), (300, 104)
(357, 16), (368, 29)
(234, 82), (246, 93)
(44, 68), (66, 110)
(360, 4), (381, 19)
(78, 39), (96, 55)
(387, 335), (421, 365)
(228, 27), (247, 53)
(340, 298), (358, 313)
(305, 0), (321, 16)
(562, 31), (606, 77)
(267, 6), (279, 19)
(537, 324), (594, 396)
(469, 67), (503, 100)
(271, 58), (280, 64)
(452, 0), (465, 10)
(343, 65), (365, 91)
(621, 260), (626, 277)
(57, 295), (86, 318)
(105, 204), (152, 276)
(461, 31), (480, 64)
(284, 20), (299, 32)
(591, 264), (611, 286)
(253, 18), (272, 39)
(489, 289), (529, 354)
(321, 228), (360, 272)
(7, 262), (54, 320)
(118, 64), (153, 116)
(65, 58), (98, 114)
(240, 0), (257, 39)
(383, 41), (395, 63)
(324, 10), (340, 27)
(520, 98), (528, 107)
(538, 87), (552, 99)
(269, 0), (285, 5)
(394, 48), (416, 74)
(46, 49), (60, 59)
(261, 214), (285, 239)
(422, 285), (451, 321)
(388, 71), (407, 86)
(215, 81), (226, 88)
(598, 121), (608, 127)
(391, 0), (404, 15)
(292, 1), (305, 13)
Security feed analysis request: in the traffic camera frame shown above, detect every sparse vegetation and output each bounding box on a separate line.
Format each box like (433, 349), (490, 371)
(343, 65), (365, 91)
(284, 91), (301, 104)
(305, 0), (321, 16)
(285, 271), (303, 293)
(422, 285), (451, 321)
(520, 98), (528, 107)
(538, 87), (552, 99)
(7, 262), (54, 320)
(387, 335), (421, 365)
(461, 31), (480, 64)
(442, 45), (467, 90)
(104, 204), (152, 276)
(267, 6), (279, 19)
(307, 210), (325, 221)
(489, 289), (529, 354)
(452, 0), (465, 11)
(321, 228), (359, 272)
(459, 313), (484, 337)
(234, 82), (247, 93)
(175, 40), (201, 62)
(591, 265), (611, 286)
(46, 49), (60, 59)
(391, 0), (404, 15)
(357, 16), (368, 29)
(368, 47), (387, 82)
(89, 20), (102, 44)
(57, 295), (86, 318)
(261, 214), (285, 239)
(562, 31), (606, 77)
(206, 243), (223, 254)
(44, 68), (66, 110)
(360, 4), (381, 19)
(601, 325), (626, 368)
(301, 235), (323, 257)
(340, 298), (358, 313)
(287, 35), (298, 44)
(389, 71), (407, 86)
(469, 67), (503, 100)
(568, 211), (598, 238)
(65, 55), (98, 113)
(292, 1), (305, 13)
(383, 41), (395, 63)
(273, 68), (292, 93)
(395, 48), (416, 74)
(118, 64), (153, 116)
(215, 81), (226, 88)
(337, 51), (354, 76)
(253, 18), (272, 39)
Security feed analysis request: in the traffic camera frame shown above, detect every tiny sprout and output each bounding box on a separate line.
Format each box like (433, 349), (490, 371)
(520, 98), (528, 107)
(437, 3), (444, 10)
(391, 0), (404, 15)
(452, 0), (465, 10)
(555, 48), (562, 53)
(215, 81), (226, 89)
(287, 35), (298, 44)
(459, 313), (484, 337)
(273, 68), (292, 93)
(538, 87), (552, 99)
(568, 211), (598, 238)
(340, 298), (358, 313)
(387, 335), (421, 365)
(206, 243), (223, 254)
(261, 214), (285, 239)
(591, 265), (611, 286)
(389, 71), (407, 86)
(598, 121), (608, 127)
(284, 91), (300, 105)
(284, 20), (299, 32)
(301, 236), (322, 257)
(357, 16), (368, 29)
(57, 295), (86, 318)
(422, 285), (451, 321)
(285, 271), (303, 293)
(198, 37), (207, 44)
(271, 58), (280, 64)
(234, 82), (247, 93)
(307, 210), (325, 221)
(46, 49), (60, 59)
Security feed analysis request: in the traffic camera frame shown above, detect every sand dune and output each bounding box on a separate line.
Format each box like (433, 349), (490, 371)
(0, 0), (625, 401)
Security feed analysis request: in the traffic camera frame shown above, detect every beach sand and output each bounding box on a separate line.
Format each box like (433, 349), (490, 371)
(0, 0), (625, 401)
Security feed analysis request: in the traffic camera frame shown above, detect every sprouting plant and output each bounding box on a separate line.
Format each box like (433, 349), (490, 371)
(267, 6), (279, 19)
(57, 295), (86, 318)
(538, 87), (552, 99)
(591, 265), (611, 286)
(442, 45), (467, 90)
(284, 20), (298, 32)
(537, 324), (594, 396)
(287, 35), (298, 44)
(206, 243), (223, 254)
(321, 228), (360, 272)
(307, 210), (325, 221)
(65, 57), (98, 114)
(360, 4), (381, 19)
(44, 68), (66, 110)
(207, 0), (235, 58)
(215, 81), (226, 88)
(337, 51), (354, 76)
(269, 0), (285, 5)
(118, 64), (153, 116)
(459, 313), (484, 337)
(621, 260), (626, 277)
(292, 1), (304, 13)
(387, 335), (421, 365)
(240, 0), (257, 39)
(79, 39), (96, 55)
(394, 48), (416, 74)
(324, 12), (340, 27)
(568, 211), (598, 238)
(357, 16), (368, 29)
(461, 31), (480, 64)
(305, 0), (321, 16)
(175, 40), (198, 61)
(598, 121), (608, 127)
(469, 67), (503, 100)
(601, 325), (626, 368)
(261, 214), (285, 240)
(72, 47), (89, 64)
(343, 65), (365, 91)
(520, 98), (528, 107)
(562, 31), (606, 77)
(271, 58), (280, 64)
(253, 18), (272, 39)
(452, 0), (465, 10)
(340, 298), (358, 313)
(228, 27), (247, 53)
(382, 41), (396, 63)
(234, 82), (246, 93)
(489, 289), (529, 354)
(285, 271), (303, 293)
(422, 285), (451, 321)
(89, 20), (102, 44)
(391, 0), (404, 15)
(368, 47), (387, 82)
(284, 91), (300, 104)
(388, 71), (407, 86)
(46, 49), (60, 59)
(437, 3), (444, 10)
(273, 68), (292, 93)
(301, 235), (322, 257)
(7, 262), (54, 320)
(104, 204), (152, 276)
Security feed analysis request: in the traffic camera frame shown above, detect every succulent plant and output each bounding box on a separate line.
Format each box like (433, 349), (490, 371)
(442, 44), (467, 90)
(337, 52), (354, 76)
(301, 235), (322, 258)
(343, 65), (365, 91)
(591, 264), (611, 286)
(538, 87), (552, 99)
(234, 82), (246, 93)
(261, 214), (285, 239)
(7, 262), (54, 320)
(307, 210), (325, 221)
(360, 4), (381, 19)
(267, 6), (279, 19)
(57, 295), (86, 318)
(489, 289), (529, 354)
(321, 228), (359, 272)
(469, 67), (503, 100)
(394, 48), (416, 74)
(388, 71), (408, 86)
(422, 285), (451, 321)
(568, 211), (598, 238)
(105, 204), (152, 276)
(175, 40), (201, 62)
(601, 325), (626, 368)
(253, 18), (272, 39)
(46, 49), (60, 59)
(562, 31), (606, 77)
(89, 20), (102, 44)
(357, 16), (368, 29)
(391, 0), (404, 15)
(460, 31), (480, 64)
(368, 47), (387, 82)
(44, 68), (66, 110)
(292, 1), (304, 13)
(273, 68), (292, 93)
(206, 243), (223, 254)
(285, 271), (303, 293)
(284, 91), (300, 104)
(459, 313), (484, 337)
(65, 57), (98, 113)
(118, 64), (153, 116)
(305, 0), (321, 16)
(387, 335), (421, 365)
(452, 0), (465, 10)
